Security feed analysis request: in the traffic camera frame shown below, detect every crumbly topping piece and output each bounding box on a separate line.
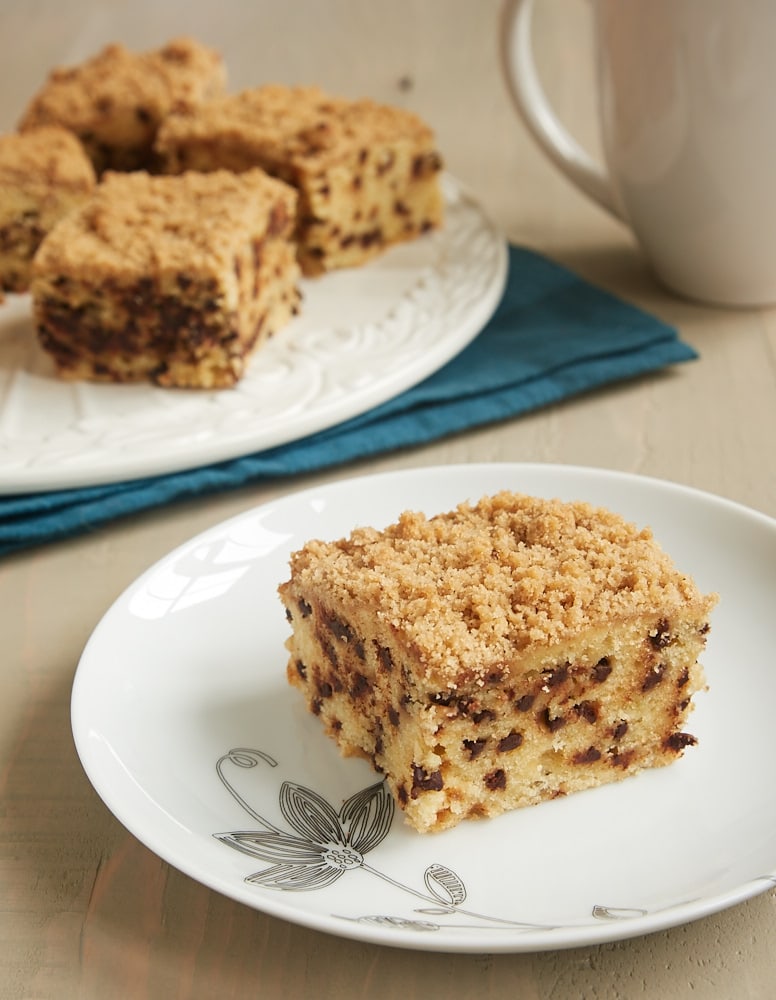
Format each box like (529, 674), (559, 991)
(156, 83), (440, 172)
(18, 37), (226, 139)
(286, 492), (717, 683)
(0, 126), (96, 192)
(32, 168), (297, 281)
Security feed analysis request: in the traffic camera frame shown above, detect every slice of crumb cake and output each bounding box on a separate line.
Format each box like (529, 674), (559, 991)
(18, 37), (226, 174)
(278, 491), (718, 834)
(31, 168), (300, 388)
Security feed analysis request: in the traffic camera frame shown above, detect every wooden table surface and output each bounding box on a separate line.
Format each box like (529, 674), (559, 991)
(2, 1), (775, 997)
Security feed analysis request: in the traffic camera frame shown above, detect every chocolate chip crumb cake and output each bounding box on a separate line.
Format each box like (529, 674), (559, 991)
(0, 126), (96, 296)
(18, 37), (226, 174)
(279, 492), (717, 834)
(155, 84), (444, 275)
(31, 168), (300, 388)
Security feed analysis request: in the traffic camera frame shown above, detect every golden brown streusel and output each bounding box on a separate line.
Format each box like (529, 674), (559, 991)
(19, 37), (226, 174)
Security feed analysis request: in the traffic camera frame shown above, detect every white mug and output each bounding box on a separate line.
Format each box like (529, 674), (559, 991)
(500, 0), (776, 307)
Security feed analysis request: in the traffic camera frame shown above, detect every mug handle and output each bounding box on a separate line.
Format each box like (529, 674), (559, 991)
(499, 0), (622, 219)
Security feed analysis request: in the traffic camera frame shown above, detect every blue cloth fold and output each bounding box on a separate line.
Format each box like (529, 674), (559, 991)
(0, 245), (696, 557)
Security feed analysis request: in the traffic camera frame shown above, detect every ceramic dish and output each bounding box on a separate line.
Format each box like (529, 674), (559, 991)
(71, 463), (776, 952)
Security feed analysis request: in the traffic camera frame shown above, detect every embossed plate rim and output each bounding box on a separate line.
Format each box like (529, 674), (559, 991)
(71, 463), (776, 953)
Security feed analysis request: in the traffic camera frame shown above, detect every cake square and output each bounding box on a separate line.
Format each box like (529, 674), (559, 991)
(278, 492), (718, 834)
(18, 37), (226, 174)
(155, 84), (444, 275)
(0, 126), (96, 295)
(31, 168), (300, 388)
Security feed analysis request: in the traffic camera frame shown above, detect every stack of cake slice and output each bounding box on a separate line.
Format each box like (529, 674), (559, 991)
(155, 84), (444, 275)
(7, 37), (446, 387)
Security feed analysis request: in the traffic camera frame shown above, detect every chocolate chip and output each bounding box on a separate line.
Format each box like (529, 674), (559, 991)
(574, 701), (598, 724)
(411, 765), (444, 798)
(573, 746), (601, 764)
(284, 607), (293, 623)
(429, 691), (455, 706)
(592, 658), (612, 683)
(609, 748), (634, 769)
(541, 709), (566, 732)
(463, 738), (487, 760)
(350, 673), (370, 699)
(612, 720), (628, 741)
(411, 151), (443, 178)
(472, 709), (496, 725)
(649, 619), (671, 649)
(498, 731), (523, 752)
(311, 698), (322, 716)
(298, 599), (312, 618)
(322, 611), (354, 643)
(676, 667), (690, 688)
(317, 681), (333, 699)
(295, 659), (307, 680)
(642, 663), (666, 692)
(484, 769), (506, 791)
(388, 706), (400, 727)
(320, 636), (338, 667)
(543, 664), (569, 688)
(665, 732), (697, 751)
(398, 784), (408, 805)
(359, 227), (382, 248)
(515, 693), (535, 712)
(375, 644), (393, 672)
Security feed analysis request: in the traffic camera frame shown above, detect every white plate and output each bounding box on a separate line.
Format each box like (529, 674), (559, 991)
(0, 175), (506, 494)
(71, 463), (776, 953)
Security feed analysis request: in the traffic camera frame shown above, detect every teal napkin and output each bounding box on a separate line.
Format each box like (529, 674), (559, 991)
(0, 246), (696, 557)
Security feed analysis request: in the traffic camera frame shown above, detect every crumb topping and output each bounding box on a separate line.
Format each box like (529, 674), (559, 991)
(18, 37), (226, 138)
(156, 83), (440, 170)
(31, 168), (297, 279)
(0, 126), (95, 191)
(285, 492), (717, 683)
